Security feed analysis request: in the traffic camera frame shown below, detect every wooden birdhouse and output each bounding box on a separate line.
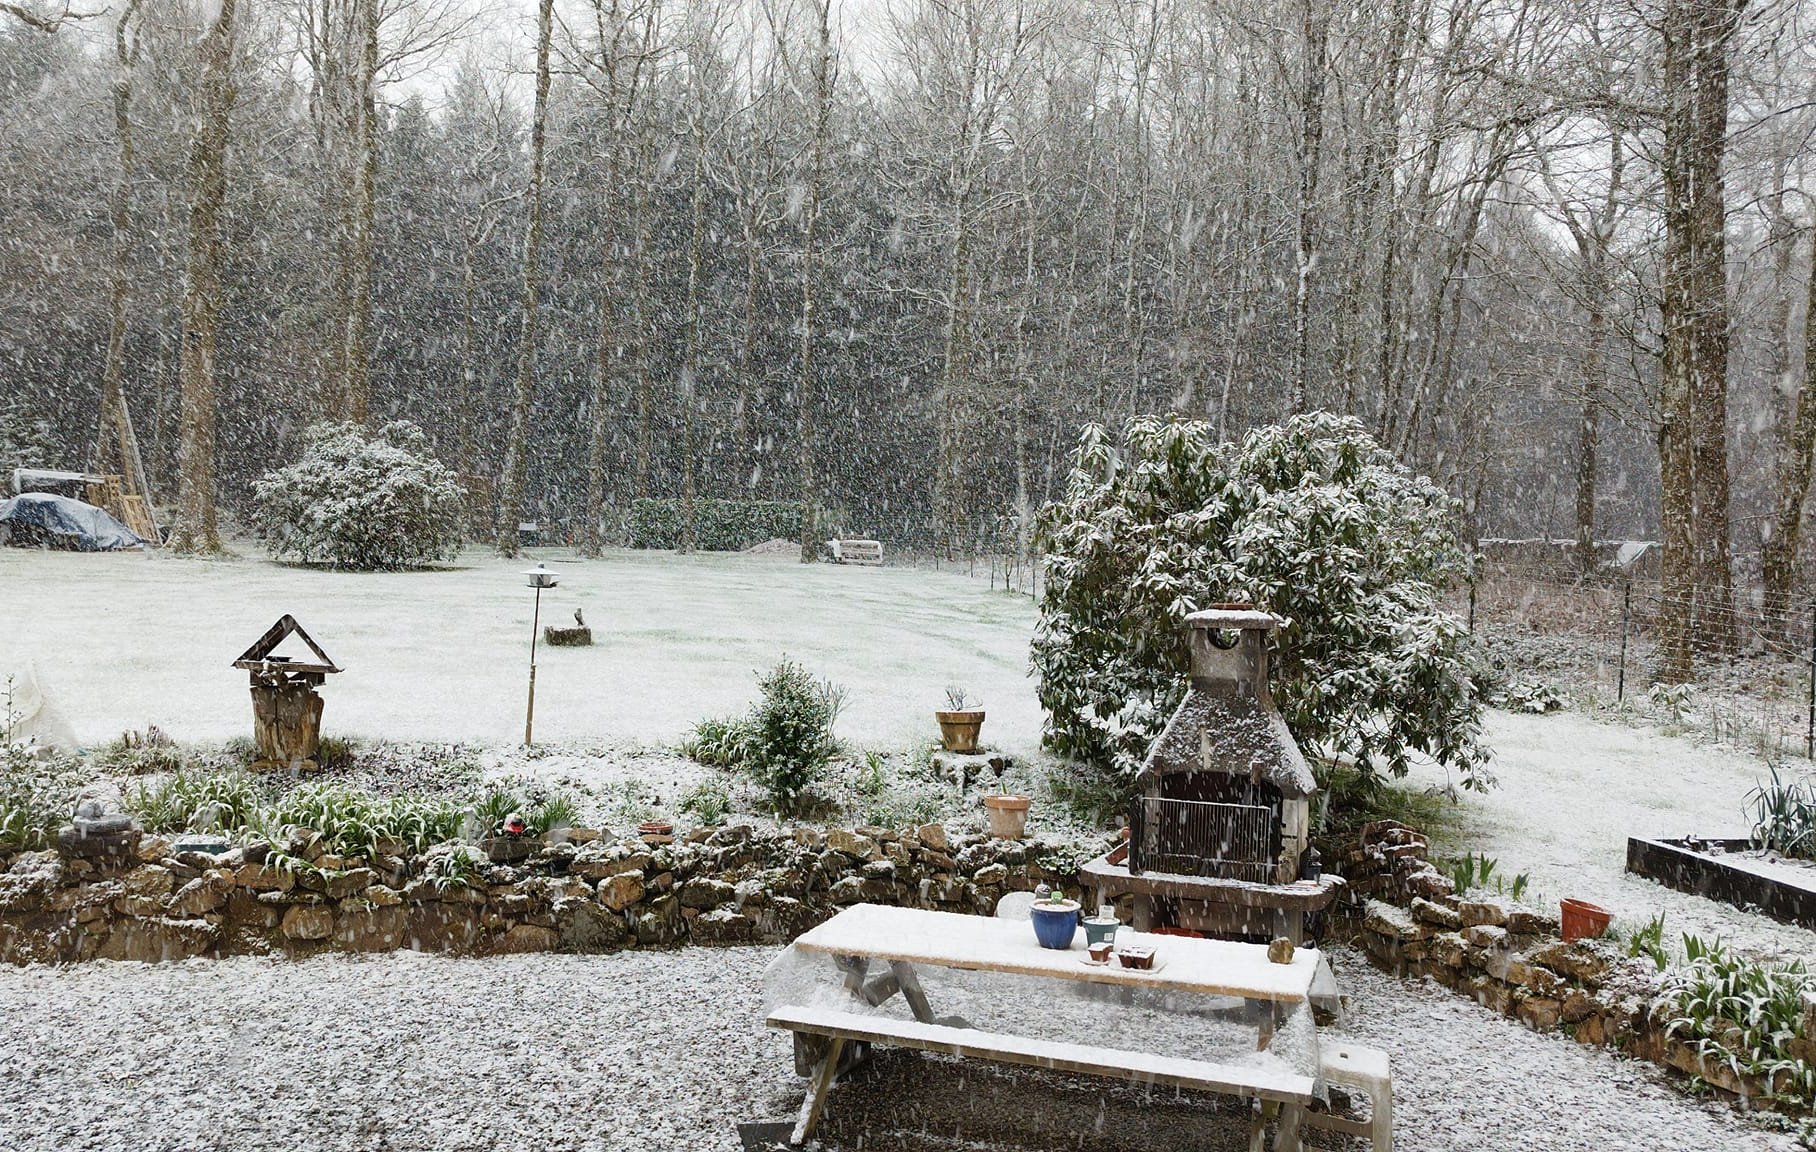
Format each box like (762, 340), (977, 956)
(233, 615), (341, 771)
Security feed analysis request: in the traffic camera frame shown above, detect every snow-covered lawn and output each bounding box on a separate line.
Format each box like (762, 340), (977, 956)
(0, 946), (1794, 1152)
(1410, 711), (1816, 961)
(0, 546), (1042, 753)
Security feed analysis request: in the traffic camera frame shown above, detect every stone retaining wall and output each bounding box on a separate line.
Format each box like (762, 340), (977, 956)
(0, 823), (1091, 965)
(1335, 820), (1816, 1109)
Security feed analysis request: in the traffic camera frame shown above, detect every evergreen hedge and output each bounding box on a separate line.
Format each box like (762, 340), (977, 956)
(629, 498), (805, 551)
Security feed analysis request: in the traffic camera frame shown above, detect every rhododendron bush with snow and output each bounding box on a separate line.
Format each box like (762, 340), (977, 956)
(1032, 412), (1491, 790)
(253, 421), (465, 570)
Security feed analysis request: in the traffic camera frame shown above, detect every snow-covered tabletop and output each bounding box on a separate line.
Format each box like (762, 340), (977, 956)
(790, 903), (1324, 1004)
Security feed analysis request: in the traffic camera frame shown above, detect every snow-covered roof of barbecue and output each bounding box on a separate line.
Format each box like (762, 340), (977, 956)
(1136, 686), (1316, 797)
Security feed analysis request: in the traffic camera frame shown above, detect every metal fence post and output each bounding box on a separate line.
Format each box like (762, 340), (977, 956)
(1617, 582), (1631, 704)
(1806, 600), (1814, 760)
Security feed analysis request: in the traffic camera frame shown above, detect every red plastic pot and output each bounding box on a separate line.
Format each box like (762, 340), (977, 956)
(1559, 898), (1612, 942)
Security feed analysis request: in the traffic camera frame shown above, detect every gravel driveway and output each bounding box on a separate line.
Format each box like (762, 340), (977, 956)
(0, 946), (1799, 1152)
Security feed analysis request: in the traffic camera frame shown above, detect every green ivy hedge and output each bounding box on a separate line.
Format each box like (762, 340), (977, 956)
(629, 498), (806, 551)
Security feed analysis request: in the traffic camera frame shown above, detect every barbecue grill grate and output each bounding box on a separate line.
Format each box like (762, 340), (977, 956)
(1129, 797), (1277, 883)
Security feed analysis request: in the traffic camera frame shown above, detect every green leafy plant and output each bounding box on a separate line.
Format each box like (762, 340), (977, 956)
(680, 715), (752, 768)
(527, 791), (580, 836)
(1497, 679), (1564, 714)
(1627, 911), (1671, 971)
(1032, 413), (1489, 788)
(95, 726), (184, 775)
(1441, 852), (1529, 902)
(424, 844), (481, 891)
(1748, 764), (1816, 861)
(1664, 934), (1816, 1107)
(681, 781), (730, 826)
(129, 771), (264, 834)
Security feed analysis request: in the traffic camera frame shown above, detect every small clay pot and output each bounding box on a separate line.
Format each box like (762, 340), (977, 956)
(936, 709), (986, 753)
(1560, 898), (1612, 942)
(982, 793), (1030, 840)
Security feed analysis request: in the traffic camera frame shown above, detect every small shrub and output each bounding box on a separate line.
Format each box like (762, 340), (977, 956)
(742, 660), (845, 817)
(1496, 679), (1564, 714)
(252, 420), (465, 570)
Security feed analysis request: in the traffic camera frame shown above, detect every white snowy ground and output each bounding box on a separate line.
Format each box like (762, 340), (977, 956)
(0, 946), (1796, 1152)
(1404, 711), (1816, 961)
(0, 545), (1043, 752)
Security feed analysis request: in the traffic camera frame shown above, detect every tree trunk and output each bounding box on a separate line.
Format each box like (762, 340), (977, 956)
(677, 74), (709, 556)
(1762, 228), (1816, 649)
(494, 0), (554, 559)
(341, 0), (379, 424)
(797, 0), (832, 564)
(1292, 0), (1327, 411)
(168, 0), (238, 556)
(95, 0), (144, 494)
(1656, 0), (1741, 678)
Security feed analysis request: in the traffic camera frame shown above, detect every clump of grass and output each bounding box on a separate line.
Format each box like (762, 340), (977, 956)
(94, 726), (184, 775)
(467, 781), (583, 838)
(681, 781), (730, 826)
(1437, 852), (1529, 901)
(129, 771), (265, 834)
(680, 715), (751, 768)
(1315, 760), (1462, 842)
(265, 782), (462, 858)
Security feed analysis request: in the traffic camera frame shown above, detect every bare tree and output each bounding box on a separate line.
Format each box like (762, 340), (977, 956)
(494, 0), (555, 559)
(170, 0), (243, 555)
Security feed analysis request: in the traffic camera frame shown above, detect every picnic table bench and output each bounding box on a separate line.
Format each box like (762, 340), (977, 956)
(763, 904), (1338, 1150)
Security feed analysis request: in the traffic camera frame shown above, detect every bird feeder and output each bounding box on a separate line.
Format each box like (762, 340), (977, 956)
(233, 614), (341, 771)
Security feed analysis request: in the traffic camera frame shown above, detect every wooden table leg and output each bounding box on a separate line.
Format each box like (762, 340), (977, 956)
(1271, 1101), (1304, 1152)
(889, 961), (935, 1023)
(1255, 1002), (1279, 1051)
(791, 1035), (849, 1146)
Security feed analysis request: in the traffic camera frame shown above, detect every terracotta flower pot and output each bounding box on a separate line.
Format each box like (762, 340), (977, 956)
(935, 709), (986, 753)
(982, 793), (1030, 840)
(1560, 898), (1612, 942)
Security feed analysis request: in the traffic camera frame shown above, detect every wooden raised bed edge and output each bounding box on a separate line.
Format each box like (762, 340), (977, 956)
(1625, 836), (1816, 931)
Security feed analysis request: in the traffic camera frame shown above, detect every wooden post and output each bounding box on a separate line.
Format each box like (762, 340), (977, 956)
(525, 581), (544, 745)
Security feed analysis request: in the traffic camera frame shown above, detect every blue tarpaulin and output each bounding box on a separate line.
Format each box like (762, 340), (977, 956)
(0, 493), (147, 551)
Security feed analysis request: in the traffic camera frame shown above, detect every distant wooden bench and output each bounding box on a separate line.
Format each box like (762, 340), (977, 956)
(826, 538), (883, 565)
(767, 1004), (1317, 1149)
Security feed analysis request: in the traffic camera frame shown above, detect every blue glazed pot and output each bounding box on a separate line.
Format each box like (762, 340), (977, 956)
(1030, 900), (1081, 950)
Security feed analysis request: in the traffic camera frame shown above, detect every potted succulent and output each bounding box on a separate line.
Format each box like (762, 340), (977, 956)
(936, 685), (986, 753)
(982, 781), (1030, 840)
(1029, 886), (1081, 950)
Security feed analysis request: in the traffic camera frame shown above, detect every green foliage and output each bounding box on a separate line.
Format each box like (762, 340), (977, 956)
(468, 781), (582, 838)
(266, 782), (462, 857)
(1627, 912), (1671, 971)
(1440, 852), (1529, 901)
(1315, 762), (1459, 843)
(129, 771), (264, 834)
(252, 420), (466, 570)
(1046, 764), (1138, 829)
(0, 734), (85, 852)
(1749, 764), (1816, 861)
(1032, 413), (1490, 788)
(725, 659), (845, 817)
(680, 715), (752, 768)
(628, 497), (804, 551)
(424, 844), (482, 891)
(681, 780), (730, 826)
(1496, 679), (1564, 714)
(1664, 935), (1816, 1107)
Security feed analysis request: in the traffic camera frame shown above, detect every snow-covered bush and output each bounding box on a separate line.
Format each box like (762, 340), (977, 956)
(1032, 412), (1491, 789)
(252, 421), (465, 570)
(0, 398), (56, 478)
(689, 660), (844, 817)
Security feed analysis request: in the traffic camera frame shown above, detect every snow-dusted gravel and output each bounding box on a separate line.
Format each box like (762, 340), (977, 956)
(1325, 947), (1801, 1152)
(0, 945), (1797, 1152)
(0, 949), (800, 1152)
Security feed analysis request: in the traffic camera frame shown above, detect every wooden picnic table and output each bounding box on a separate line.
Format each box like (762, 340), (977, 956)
(765, 903), (1338, 1150)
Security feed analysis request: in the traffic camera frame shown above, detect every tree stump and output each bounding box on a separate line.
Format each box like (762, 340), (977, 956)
(250, 680), (325, 770)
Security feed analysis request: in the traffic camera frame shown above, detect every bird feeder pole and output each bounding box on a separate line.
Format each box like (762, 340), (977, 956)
(522, 564), (559, 744)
